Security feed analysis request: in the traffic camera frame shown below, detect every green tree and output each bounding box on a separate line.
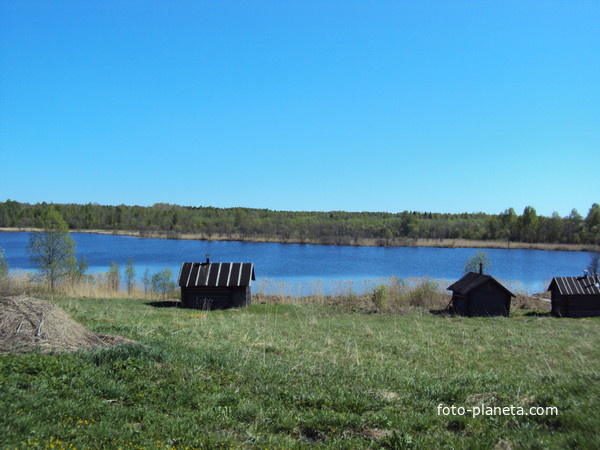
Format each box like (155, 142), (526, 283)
(125, 258), (136, 294)
(585, 203), (600, 244)
(546, 211), (563, 243)
(586, 203), (600, 228)
(499, 208), (518, 242)
(464, 251), (492, 274)
(27, 208), (76, 291)
(151, 268), (175, 298)
(0, 248), (8, 279)
(520, 206), (539, 242)
(142, 268), (151, 296)
(108, 262), (121, 291)
(77, 256), (88, 279)
(565, 209), (583, 243)
(383, 228), (393, 245)
(68, 255), (88, 283)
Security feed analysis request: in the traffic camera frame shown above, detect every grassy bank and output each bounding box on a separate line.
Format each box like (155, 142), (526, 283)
(2, 271), (548, 308)
(1, 294), (598, 448)
(2, 227), (598, 252)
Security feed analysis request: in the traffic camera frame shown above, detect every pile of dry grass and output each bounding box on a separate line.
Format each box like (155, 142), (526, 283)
(0, 296), (134, 354)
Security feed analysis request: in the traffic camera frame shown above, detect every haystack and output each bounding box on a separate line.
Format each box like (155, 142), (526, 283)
(0, 296), (134, 354)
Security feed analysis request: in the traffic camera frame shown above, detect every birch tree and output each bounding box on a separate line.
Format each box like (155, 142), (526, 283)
(27, 208), (76, 291)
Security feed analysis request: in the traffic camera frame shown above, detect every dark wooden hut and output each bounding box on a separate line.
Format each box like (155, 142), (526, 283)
(447, 269), (514, 317)
(178, 258), (255, 310)
(547, 274), (600, 317)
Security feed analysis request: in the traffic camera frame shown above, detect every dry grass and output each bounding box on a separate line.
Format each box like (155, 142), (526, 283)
(0, 272), (548, 316)
(2, 227), (597, 252)
(413, 238), (599, 252)
(252, 276), (552, 315)
(0, 271), (44, 297)
(0, 271), (172, 301)
(512, 293), (552, 311)
(253, 277), (451, 313)
(0, 296), (133, 354)
(59, 278), (156, 300)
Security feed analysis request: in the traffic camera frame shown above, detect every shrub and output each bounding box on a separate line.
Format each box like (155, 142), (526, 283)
(346, 286), (358, 308)
(371, 284), (388, 311)
(406, 278), (445, 308)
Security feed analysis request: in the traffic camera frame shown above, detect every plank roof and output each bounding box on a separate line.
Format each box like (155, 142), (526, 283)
(447, 272), (515, 297)
(547, 276), (600, 296)
(178, 262), (255, 288)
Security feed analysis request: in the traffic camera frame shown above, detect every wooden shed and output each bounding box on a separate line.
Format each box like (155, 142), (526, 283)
(547, 275), (600, 317)
(178, 259), (255, 310)
(447, 271), (515, 317)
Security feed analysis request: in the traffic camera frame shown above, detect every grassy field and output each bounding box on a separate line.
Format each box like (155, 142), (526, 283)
(1, 296), (599, 448)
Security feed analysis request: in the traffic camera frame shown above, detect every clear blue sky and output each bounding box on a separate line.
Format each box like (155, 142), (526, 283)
(1, 1), (598, 217)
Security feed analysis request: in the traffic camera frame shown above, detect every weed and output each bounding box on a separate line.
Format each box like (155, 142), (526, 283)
(371, 284), (388, 311)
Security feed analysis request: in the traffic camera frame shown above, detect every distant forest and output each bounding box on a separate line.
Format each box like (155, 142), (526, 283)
(1, 200), (599, 247)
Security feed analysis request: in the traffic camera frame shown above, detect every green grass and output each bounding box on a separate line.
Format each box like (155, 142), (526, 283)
(1, 298), (599, 448)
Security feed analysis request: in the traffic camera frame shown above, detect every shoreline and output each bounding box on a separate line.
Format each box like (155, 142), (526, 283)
(1, 227), (597, 252)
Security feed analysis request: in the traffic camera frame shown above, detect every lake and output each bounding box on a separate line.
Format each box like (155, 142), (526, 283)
(0, 231), (594, 295)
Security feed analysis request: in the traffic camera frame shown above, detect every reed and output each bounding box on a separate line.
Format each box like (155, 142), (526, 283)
(1, 271), (545, 315)
(252, 276), (453, 312)
(0, 271), (170, 300)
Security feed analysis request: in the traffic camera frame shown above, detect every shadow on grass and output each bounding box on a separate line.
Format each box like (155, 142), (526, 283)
(145, 301), (183, 308)
(429, 308), (453, 316)
(523, 311), (552, 317)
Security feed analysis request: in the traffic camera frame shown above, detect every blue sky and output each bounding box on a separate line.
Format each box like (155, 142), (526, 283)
(1, 1), (598, 217)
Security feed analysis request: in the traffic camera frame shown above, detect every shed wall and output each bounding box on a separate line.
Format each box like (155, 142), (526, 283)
(564, 295), (600, 317)
(469, 291), (509, 316)
(550, 290), (567, 316)
(181, 286), (251, 310)
(452, 280), (511, 317)
(551, 290), (600, 317)
(451, 296), (467, 315)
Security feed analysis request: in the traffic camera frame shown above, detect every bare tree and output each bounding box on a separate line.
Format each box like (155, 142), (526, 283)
(588, 253), (600, 276)
(125, 258), (136, 294)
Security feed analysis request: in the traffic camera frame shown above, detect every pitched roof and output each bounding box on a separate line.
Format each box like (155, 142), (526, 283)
(447, 272), (515, 297)
(178, 262), (255, 288)
(547, 276), (600, 296)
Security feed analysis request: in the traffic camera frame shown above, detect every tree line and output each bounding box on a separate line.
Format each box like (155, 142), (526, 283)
(1, 200), (599, 246)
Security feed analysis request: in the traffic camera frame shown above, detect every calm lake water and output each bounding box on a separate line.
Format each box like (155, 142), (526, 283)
(0, 231), (594, 295)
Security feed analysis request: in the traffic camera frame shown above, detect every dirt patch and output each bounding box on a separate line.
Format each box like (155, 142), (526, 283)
(360, 427), (395, 441)
(494, 439), (514, 450)
(375, 389), (400, 401)
(0, 296), (135, 354)
(466, 392), (500, 406)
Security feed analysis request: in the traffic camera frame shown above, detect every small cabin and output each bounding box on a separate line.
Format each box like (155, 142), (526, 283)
(547, 274), (600, 317)
(447, 270), (514, 317)
(178, 258), (255, 310)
